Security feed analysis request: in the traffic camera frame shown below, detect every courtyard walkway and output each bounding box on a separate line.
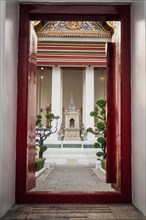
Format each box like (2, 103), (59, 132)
(2, 166), (146, 220)
(32, 165), (114, 192)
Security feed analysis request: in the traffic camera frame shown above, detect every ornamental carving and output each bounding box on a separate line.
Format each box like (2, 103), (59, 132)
(66, 21), (81, 30)
(34, 21), (113, 38)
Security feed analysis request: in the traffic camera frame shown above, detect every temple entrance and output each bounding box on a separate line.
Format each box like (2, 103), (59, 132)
(30, 21), (115, 193)
(16, 5), (131, 203)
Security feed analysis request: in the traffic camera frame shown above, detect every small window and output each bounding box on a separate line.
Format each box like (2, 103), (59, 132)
(70, 118), (75, 127)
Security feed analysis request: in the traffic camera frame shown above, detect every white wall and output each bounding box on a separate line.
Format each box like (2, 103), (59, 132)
(37, 68), (52, 124)
(0, 0), (18, 217)
(94, 68), (106, 102)
(0, 1), (6, 217)
(63, 68), (83, 110)
(131, 0), (146, 215)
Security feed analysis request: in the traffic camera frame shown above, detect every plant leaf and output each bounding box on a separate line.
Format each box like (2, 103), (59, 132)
(94, 142), (100, 148)
(86, 127), (93, 133)
(90, 111), (98, 117)
(96, 151), (105, 157)
(45, 112), (55, 119)
(96, 99), (106, 108)
(96, 121), (105, 131)
(97, 137), (106, 144)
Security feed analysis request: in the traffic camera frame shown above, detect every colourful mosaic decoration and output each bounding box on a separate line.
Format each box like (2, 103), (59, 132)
(41, 21), (104, 32)
(66, 21), (81, 30)
(80, 21), (93, 31)
(36, 20), (113, 38)
(41, 21), (57, 31)
(53, 21), (68, 31)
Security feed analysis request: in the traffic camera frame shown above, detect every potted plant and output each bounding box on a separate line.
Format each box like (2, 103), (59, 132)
(87, 98), (107, 170)
(35, 112), (59, 170)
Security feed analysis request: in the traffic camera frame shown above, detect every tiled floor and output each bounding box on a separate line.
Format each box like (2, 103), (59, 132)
(32, 165), (114, 192)
(2, 204), (146, 219)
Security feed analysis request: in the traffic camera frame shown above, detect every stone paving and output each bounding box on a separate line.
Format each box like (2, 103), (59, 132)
(3, 165), (145, 219)
(32, 165), (114, 192)
(2, 203), (146, 219)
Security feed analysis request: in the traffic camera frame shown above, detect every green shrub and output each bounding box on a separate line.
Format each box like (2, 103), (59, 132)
(101, 159), (106, 170)
(36, 158), (45, 171)
(87, 98), (107, 160)
(36, 112), (59, 146)
(39, 145), (47, 158)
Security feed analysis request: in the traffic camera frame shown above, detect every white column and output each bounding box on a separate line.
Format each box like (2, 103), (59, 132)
(83, 66), (95, 140)
(51, 66), (62, 138)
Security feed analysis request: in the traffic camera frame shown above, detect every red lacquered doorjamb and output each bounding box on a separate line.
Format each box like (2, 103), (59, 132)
(16, 4), (131, 203)
(106, 42), (117, 184)
(26, 24), (38, 191)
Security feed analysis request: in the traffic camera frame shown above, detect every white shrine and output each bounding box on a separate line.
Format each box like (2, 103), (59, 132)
(64, 95), (81, 141)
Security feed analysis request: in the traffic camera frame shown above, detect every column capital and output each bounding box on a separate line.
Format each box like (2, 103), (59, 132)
(86, 66), (94, 70)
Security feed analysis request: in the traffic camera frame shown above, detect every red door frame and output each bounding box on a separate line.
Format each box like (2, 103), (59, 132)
(16, 4), (131, 203)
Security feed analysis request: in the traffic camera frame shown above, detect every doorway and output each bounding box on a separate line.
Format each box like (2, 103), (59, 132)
(16, 4), (131, 203)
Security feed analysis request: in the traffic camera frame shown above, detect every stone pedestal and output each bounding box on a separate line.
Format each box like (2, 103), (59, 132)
(64, 128), (81, 141)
